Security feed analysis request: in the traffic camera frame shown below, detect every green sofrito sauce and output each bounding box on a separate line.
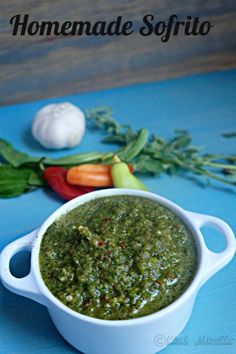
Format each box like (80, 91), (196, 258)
(40, 196), (197, 320)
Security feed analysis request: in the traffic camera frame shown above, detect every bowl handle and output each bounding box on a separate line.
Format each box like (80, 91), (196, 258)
(0, 229), (46, 306)
(187, 212), (236, 285)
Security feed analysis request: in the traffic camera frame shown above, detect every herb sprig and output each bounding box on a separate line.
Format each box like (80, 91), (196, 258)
(86, 107), (236, 186)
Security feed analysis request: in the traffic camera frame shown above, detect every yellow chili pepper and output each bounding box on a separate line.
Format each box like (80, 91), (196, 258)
(111, 156), (149, 191)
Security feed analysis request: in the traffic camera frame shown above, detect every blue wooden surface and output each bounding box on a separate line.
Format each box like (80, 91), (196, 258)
(0, 70), (236, 354)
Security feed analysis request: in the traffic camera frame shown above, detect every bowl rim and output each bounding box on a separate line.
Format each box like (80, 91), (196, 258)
(31, 188), (206, 326)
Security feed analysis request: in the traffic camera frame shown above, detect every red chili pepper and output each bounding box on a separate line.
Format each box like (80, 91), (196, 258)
(44, 167), (94, 201)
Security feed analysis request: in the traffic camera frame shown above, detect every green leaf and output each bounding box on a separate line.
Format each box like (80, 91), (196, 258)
(102, 135), (127, 144)
(223, 131), (236, 138)
(0, 139), (40, 167)
(227, 155), (236, 162)
(164, 131), (192, 151)
(86, 106), (121, 134)
(28, 170), (47, 187)
(0, 164), (32, 198)
(134, 156), (164, 175)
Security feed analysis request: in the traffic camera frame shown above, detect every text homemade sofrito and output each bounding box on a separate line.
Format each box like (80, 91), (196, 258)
(10, 14), (213, 42)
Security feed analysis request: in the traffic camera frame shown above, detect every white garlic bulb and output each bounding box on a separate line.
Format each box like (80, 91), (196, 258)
(32, 102), (86, 149)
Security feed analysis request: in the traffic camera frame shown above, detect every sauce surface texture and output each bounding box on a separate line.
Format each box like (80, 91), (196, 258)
(40, 195), (197, 320)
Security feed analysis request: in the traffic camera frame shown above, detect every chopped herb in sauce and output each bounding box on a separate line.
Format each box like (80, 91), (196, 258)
(40, 195), (197, 320)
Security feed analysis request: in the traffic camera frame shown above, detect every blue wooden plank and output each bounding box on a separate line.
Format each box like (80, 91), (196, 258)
(0, 70), (236, 353)
(1, 0), (236, 105)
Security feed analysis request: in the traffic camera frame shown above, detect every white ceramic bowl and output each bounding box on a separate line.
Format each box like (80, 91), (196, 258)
(0, 189), (235, 354)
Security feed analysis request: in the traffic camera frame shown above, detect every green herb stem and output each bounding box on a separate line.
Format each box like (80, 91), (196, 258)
(203, 161), (236, 171)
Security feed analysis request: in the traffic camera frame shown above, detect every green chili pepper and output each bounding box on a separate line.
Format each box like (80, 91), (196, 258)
(111, 155), (149, 191)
